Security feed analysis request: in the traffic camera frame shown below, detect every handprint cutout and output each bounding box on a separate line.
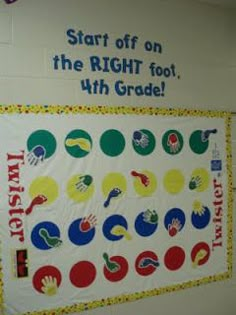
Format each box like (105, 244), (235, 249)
(167, 133), (181, 153)
(168, 218), (182, 237)
(41, 276), (58, 296)
(27, 145), (46, 166)
(75, 175), (93, 192)
(79, 214), (97, 232)
(133, 130), (149, 148)
(189, 176), (202, 190)
(142, 209), (158, 224)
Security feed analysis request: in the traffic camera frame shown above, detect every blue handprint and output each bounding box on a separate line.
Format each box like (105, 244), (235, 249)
(133, 130), (149, 148)
(27, 145), (46, 166)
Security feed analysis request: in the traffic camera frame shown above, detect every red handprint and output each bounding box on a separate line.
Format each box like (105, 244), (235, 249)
(167, 133), (180, 153)
(79, 214), (97, 232)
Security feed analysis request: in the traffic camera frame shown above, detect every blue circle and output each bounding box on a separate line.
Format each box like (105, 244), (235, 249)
(164, 208), (186, 232)
(191, 206), (211, 229)
(31, 221), (60, 250)
(68, 218), (96, 246)
(103, 215), (128, 241)
(135, 212), (158, 237)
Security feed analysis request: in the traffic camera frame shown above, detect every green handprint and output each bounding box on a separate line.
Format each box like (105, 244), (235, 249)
(143, 209), (158, 224)
(189, 176), (202, 190)
(75, 175), (93, 192)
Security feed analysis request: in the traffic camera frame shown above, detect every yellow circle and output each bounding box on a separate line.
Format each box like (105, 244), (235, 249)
(133, 170), (157, 197)
(190, 168), (210, 192)
(163, 169), (185, 194)
(67, 174), (94, 203)
(102, 173), (127, 197)
(29, 176), (59, 205)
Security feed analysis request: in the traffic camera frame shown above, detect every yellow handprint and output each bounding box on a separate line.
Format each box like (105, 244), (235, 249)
(193, 200), (206, 216)
(41, 276), (58, 296)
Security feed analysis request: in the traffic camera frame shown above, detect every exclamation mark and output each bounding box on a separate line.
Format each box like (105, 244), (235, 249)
(161, 81), (165, 97)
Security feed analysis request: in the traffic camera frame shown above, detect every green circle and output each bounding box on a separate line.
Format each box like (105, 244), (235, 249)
(100, 129), (125, 157)
(189, 130), (209, 154)
(162, 130), (184, 155)
(27, 130), (57, 159)
(65, 129), (92, 158)
(132, 129), (156, 156)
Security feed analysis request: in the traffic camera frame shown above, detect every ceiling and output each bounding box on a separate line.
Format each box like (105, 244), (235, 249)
(197, 0), (236, 8)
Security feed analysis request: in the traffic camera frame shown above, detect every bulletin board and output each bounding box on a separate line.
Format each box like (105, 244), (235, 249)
(0, 105), (233, 315)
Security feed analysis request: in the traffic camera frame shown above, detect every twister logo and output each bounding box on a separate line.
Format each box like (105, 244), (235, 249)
(7, 151), (25, 243)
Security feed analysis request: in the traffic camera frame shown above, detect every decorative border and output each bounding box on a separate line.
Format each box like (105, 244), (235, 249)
(0, 105), (233, 315)
(0, 104), (231, 118)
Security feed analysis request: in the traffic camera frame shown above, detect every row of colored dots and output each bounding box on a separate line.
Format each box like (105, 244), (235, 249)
(32, 242), (211, 294)
(26, 128), (217, 165)
(31, 208), (211, 250)
(26, 169), (210, 212)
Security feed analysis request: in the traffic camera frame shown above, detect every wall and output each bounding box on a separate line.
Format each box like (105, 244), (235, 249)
(0, 0), (235, 314)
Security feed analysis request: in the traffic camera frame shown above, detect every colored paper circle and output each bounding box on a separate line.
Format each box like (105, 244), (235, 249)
(191, 242), (210, 267)
(70, 261), (96, 288)
(191, 201), (211, 229)
(135, 211), (158, 237)
(31, 221), (61, 250)
(27, 130), (57, 159)
(100, 129), (125, 157)
(132, 129), (156, 156)
(103, 255), (129, 282)
(65, 129), (92, 158)
(66, 174), (94, 203)
(102, 173), (126, 207)
(189, 130), (209, 154)
(132, 170), (157, 197)
(29, 176), (59, 205)
(102, 173), (127, 196)
(103, 215), (129, 241)
(163, 169), (185, 194)
(33, 265), (62, 294)
(135, 251), (159, 276)
(68, 218), (96, 246)
(189, 168), (210, 192)
(164, 208), (186, 237)
(164, 246), (185, 271)
(162, 130), (184, 155)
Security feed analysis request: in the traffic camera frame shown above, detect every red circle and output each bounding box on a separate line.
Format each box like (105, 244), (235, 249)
(103, 256), (129, 282)
(135, 251), (158, 276)
(164, 246), (185, 271)
(70, 261), (96, 288)
(33, 265), (62, 293)
(191, 242), (210, 266)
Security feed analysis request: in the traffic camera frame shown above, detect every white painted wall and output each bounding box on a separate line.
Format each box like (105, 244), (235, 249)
(0, 0), (235, 314)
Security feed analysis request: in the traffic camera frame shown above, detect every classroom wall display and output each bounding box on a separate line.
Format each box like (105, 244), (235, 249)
(0, 104), (233, 315)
